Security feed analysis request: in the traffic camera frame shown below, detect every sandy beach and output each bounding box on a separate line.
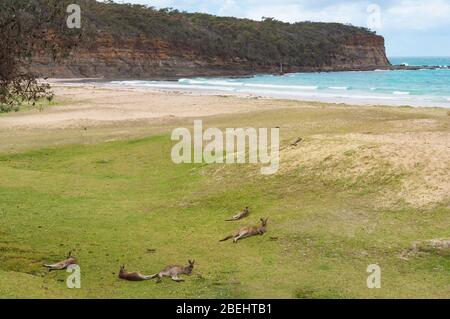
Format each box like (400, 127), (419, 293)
(0, 83), (279, 129)
(0, 80), (448, 129)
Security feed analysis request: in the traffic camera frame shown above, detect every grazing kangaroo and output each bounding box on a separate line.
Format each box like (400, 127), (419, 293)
(226, 207), (250, 221)
(220, 218), (269, 243)
(44, 251), (77, 271)
(118, 265), (151, 281)
(150, 260), (195, 283)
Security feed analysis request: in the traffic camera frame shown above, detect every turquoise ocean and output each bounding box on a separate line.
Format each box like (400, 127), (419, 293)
(110, 57), (450, 108)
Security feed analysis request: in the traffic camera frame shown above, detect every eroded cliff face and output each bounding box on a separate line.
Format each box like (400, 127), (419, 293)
(32, 32), (390, 79)
(331, 34), (390, 70)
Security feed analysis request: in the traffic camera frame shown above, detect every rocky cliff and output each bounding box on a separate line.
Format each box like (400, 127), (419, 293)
(31, 1), (390, 78)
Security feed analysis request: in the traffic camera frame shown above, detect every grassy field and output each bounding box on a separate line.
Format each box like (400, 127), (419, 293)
(0, 95), (449, 298)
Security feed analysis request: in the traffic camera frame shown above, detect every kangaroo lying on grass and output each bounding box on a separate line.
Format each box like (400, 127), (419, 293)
(44, 251), (77, 271)
(119, 265), (152, 281)
(220, 218), (269, 243)
(226, 207), (250, 221)
(150, 260), (195, 283)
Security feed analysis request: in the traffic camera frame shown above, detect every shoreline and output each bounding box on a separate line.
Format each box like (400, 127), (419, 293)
(47, 78), (450, 109)
(1, 81), (448, 136)
(45, 63), (450, 83)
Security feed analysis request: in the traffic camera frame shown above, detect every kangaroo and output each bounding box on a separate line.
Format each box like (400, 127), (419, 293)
(44, 251), (77, 271)
(220, 218), (269, 243)
(149, 260), (195, 283)
(226, 207), (250, 221)
(118, 265), (151, 281)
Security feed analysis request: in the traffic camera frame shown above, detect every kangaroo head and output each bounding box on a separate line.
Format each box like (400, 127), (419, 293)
(119, 265), (126, 274)
(186, 260), (195, 273)
(260, 217), (269, 228)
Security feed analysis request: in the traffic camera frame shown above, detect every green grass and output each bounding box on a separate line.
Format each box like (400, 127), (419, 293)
(0, 127), (449, 298)
(0, 97), (63, 116)
(0, 99), (449, 298)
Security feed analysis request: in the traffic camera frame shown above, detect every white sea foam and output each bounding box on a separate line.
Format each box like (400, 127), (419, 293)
(204, 80), (245, 87)
(179, 80), (319, 90)
(155, 84), (236, 91)
(178, 79), (319, 90)
(178, 79), (207, 85)
(393, 91), (410, 95)
(113, 81), (236, 92)
(111, 80), (147, 85)
(242, 83), (318, 90)
(234, 87), (412, 101)
(328, 86), (348, 90)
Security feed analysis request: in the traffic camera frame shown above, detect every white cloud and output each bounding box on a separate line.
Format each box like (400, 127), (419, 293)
(217, 0), (242, 17)
(242, 2), (367, 25)
(384, 0), (450, 30)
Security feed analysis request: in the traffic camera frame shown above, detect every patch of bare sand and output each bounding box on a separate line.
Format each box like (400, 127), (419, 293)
(0, 85), (281, 129)
(282, 130), (450, 208)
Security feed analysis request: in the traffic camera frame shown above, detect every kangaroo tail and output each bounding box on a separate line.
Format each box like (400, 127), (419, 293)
(44, 264), (59, 269)
(149, 273), (159, 279)
(225, 218), (235, 222)
(219, 235), (233, 242)
(44, 265), (59, 272)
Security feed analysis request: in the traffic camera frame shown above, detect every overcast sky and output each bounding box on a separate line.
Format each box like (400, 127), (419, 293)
(105, 0), (450, 57)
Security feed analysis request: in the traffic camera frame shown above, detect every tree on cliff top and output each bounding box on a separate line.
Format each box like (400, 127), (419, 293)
(0, 0), (81, 112)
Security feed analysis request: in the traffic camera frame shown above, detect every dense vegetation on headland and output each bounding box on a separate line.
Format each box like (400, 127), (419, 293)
(81, 0), (378, 67)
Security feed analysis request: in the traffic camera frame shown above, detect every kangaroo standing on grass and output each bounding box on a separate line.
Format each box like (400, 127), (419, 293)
(220, 218), (269, 243)
(119, 265), (152, 281)
(44, 251), (77, 271)
(150, 260), (195, 283)
(226, 207), (250, 221)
